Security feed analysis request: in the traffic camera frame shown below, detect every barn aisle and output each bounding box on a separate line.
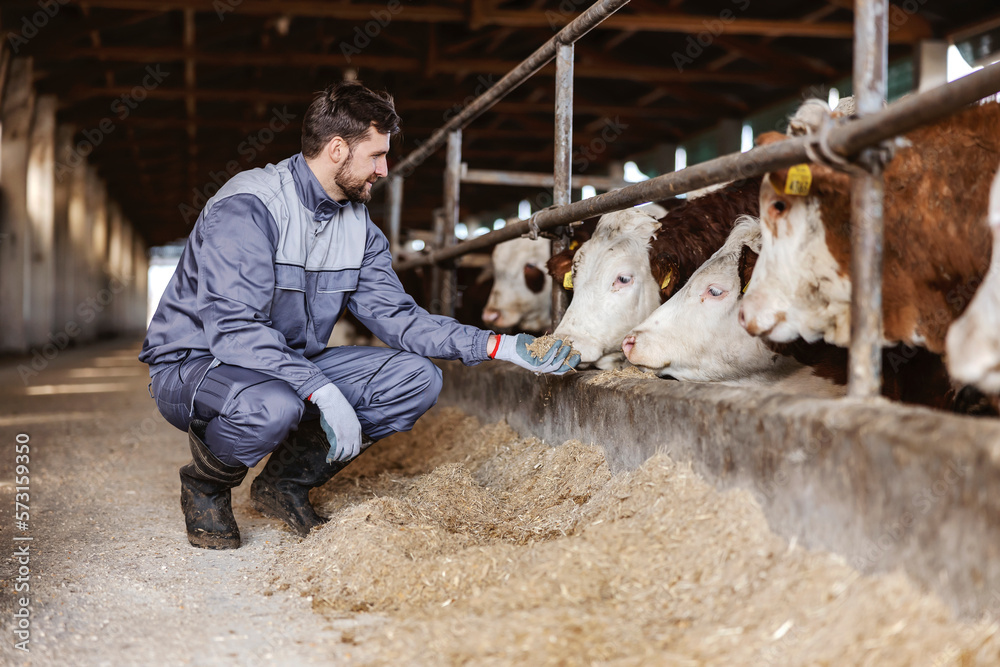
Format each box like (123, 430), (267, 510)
(0, 340), (362, 665)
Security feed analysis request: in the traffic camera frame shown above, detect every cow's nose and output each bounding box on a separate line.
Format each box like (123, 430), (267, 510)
(738, 305), (764, 335)
(482, 308), (500, 324)
(622, 335), (636, 359)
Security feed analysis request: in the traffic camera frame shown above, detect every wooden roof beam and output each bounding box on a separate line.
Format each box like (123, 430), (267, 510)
(62, 95), (716, 121)
(54, 47), (808, 90)
(65, 1), (931, 42)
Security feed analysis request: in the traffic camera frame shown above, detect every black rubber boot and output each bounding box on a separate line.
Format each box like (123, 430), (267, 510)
(250, 420), (358, 537)
(179, 421), (248, 550)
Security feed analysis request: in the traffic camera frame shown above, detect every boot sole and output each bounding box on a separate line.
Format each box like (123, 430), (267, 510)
(187, 531), (241, 550)
(250, 493), (312, 538)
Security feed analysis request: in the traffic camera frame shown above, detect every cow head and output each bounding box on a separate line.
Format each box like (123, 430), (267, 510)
(552, 209), (663, 368)
(946, 167), (1000, 393)
(739, 131), (853, 346)
(482, 236), (552, 333)
(624, 216), (798, 381)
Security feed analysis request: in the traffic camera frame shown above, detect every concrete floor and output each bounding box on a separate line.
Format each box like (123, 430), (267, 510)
(0, 339), (364, 666)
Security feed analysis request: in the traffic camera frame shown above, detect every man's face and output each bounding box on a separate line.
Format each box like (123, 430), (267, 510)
(334, 127), (390, 204)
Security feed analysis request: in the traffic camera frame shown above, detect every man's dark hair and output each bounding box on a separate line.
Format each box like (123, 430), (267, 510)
(301, 81), (400, 158)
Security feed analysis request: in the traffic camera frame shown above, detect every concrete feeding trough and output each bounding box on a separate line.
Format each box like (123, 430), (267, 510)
(438, 360), (1000, 620)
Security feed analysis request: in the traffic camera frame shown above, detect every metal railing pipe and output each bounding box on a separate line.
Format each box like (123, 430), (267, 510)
(847, 0), (888, 398)
(381, 0), (631, 184)
(461, 168), (627, 190)
(551, 42), (574, 327)
(392, 61), (1000, 272)
(386, 174), (403, 256)
(433, 129), (462, 317)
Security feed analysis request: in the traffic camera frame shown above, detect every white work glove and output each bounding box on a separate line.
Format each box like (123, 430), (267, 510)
(490, 333), (580, 375)
(309, 383), (363, 463)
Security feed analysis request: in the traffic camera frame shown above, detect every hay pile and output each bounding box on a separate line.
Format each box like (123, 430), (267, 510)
(586, 364), (658, 386)
(269, 408), (1000, 666)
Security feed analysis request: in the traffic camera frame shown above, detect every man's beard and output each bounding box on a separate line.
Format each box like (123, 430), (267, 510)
(335, 157), (374, 204)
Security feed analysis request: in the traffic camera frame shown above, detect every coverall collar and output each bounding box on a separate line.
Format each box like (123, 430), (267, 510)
(289, 152), (347, 223)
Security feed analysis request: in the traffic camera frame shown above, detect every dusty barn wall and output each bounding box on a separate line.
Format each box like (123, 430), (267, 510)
(437, 361), (1000, 620)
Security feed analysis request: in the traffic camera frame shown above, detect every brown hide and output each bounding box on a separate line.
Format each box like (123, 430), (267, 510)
(760, 102), (1000, 353)
(649, 177), (762, 299)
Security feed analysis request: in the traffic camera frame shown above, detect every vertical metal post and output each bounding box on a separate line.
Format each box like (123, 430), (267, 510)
(439, 129), (462, 318)
(848, 0), (888, 398)
(551, 42), (574, 330)
(430, 208), (444, 313)
(386, 174), (403, 257)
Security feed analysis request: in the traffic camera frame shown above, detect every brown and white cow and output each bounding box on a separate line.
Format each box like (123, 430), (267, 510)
(548, 178), (762, 368)
(623, 215), (988, 411)
(740, 101), (1000, 355)
(481, 236), (552, 333)
(946, 166), (1000, 393)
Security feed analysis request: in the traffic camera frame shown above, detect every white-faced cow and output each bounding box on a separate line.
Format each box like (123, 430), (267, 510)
(740, 101), (1000, 355)
(481, 236), (552, 333)
(547, 178), (762, 368)
(946, 166), (1000, 393)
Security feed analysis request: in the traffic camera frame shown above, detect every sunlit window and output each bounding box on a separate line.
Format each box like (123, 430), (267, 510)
(581, 185), (596, 200)
(623, 161), (649, 183)
(947, 44), (982, 82)
(518, 200), (531, 220)
(455, 222), (469, 240)
(741, 123), (754, 153)
(828, 87), (840, 109)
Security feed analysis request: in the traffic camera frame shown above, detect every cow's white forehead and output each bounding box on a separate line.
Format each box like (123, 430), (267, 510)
(573, 209), (661, 276)
(592, 209), (661, 241)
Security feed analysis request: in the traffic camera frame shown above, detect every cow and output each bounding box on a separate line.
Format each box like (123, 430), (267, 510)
(740, 101), (1000, 356)
(547, 178), (762, 368)
(946, 166), (1000, 393)
(623, 216), (989, 412)
(481, 236), (552, 333)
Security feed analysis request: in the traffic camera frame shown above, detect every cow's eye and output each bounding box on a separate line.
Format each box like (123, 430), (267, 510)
(703, 285), (728, 300)
(772, 200), (787, 213)
(616, 275), (632, 285)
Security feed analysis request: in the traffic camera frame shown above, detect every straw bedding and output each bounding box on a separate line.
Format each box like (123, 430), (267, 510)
(267, 407), (999, 666)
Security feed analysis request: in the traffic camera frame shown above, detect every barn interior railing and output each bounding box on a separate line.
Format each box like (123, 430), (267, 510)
(384, 0), (1000, 399)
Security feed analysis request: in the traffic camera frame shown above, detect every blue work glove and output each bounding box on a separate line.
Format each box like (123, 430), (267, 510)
(491, 333), (580, 375)
(309, 383), (363, 463)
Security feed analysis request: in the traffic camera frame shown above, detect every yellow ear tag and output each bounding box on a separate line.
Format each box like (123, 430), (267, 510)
(569, 240), (580, 251)
(784, 164), (812, 196)
(742, 280), (749, 294)
(660, 268), (673, 291)
(563, 272), (574, 290)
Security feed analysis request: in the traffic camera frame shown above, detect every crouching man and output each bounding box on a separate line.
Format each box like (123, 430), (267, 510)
(139, 81), (579, 550)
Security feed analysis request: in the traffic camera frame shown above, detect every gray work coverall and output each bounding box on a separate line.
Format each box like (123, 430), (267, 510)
(140, 153), (491, 466)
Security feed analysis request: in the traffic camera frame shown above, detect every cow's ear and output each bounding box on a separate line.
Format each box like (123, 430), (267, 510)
(650, 253), (681, 300)
(547, 249), (574, 286)
(523, 263), (546, 294)
(764, 169), (790, 196)
(738, 244), (758, 296)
